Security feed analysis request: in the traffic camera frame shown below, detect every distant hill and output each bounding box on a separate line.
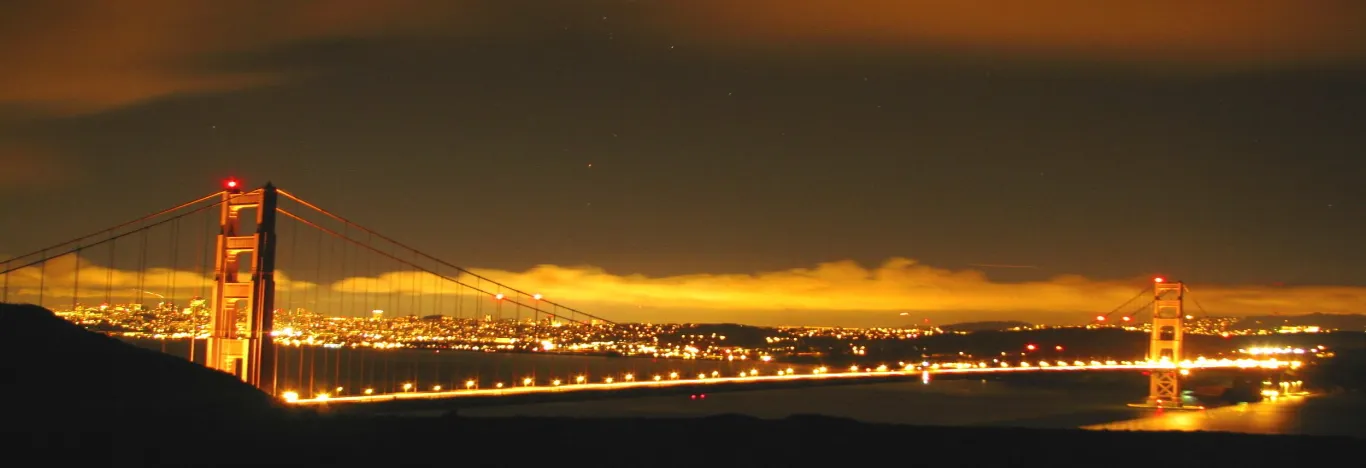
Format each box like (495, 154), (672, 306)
(661, 323), (775, 347)
(939, 321), (1032, 332)
(1238, 313), (1366, 331)
(0, 303), (287, 432)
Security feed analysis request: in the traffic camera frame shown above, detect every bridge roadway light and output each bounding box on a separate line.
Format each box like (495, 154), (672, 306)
(533, 293), (542, 300)
(494, 293), (505, 300)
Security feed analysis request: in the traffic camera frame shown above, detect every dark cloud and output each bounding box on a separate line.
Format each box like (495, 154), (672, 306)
(0, 139), (74, 189)
(6, 1), (1362, 118)
(0, 0), (471, 116)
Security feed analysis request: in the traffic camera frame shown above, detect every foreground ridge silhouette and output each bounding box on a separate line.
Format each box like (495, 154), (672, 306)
(1, 303), (1358, 466)
(0, 303), (288, 430)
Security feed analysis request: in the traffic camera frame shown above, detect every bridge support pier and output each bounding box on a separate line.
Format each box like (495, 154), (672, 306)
(205, 183), (278, 395)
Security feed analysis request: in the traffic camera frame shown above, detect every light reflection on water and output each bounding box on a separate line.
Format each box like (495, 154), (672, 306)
(1086, 394), (1366, 437)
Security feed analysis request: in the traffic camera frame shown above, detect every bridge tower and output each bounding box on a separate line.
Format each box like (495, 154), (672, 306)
(205, 181), (279, 395)
(1145, 277), (1184, 407)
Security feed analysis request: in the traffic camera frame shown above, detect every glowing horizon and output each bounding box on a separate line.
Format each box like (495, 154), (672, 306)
(4, 255), (1363, 326)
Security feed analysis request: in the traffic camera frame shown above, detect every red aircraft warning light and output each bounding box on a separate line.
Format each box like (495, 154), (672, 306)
(1122, 316), (1132, 322)
(224, 178), (241, 192)
(1025, 344), (1037, 351)
(1095, 315), (1106, 321)
(1154, 277), (1165, 283)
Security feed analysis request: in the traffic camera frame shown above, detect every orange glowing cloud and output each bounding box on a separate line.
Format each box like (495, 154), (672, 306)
(6, 255), (1364, 326)
(324, 259), (1366, 324)
(0, 255), (315, 301)
(652, 0), (1366, 68)
(456, 258), (1366, 322)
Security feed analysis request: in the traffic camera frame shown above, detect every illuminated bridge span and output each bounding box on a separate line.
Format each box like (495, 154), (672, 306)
(0, 181), (1278, 409)
(288, 357), (1302, 406)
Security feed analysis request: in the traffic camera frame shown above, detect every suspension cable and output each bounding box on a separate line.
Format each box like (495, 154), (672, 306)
(277, 208), (608, 325)
(277, 189), (610, 324)
(0, 200), (225, 276)
(0, 191), (223, 265)
(1120, 300), (1155, 320)
(1093, 286), (1152, 322)
(1183, 285), (1211, 316)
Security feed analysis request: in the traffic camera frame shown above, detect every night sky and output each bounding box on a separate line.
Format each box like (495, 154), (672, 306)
(3, 1), (1365, 326)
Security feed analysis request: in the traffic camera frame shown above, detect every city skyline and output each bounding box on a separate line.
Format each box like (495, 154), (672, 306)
(3, 1), (1366, 326)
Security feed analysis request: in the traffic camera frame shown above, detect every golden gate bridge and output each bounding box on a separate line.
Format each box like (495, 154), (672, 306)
(0, 181), (1302, 410)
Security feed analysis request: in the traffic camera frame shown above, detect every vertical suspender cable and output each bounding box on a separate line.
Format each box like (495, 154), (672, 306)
(71, 247), (82, 311)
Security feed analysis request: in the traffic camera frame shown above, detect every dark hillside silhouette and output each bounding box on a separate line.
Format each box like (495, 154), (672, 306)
(0, 303), (287, 432)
